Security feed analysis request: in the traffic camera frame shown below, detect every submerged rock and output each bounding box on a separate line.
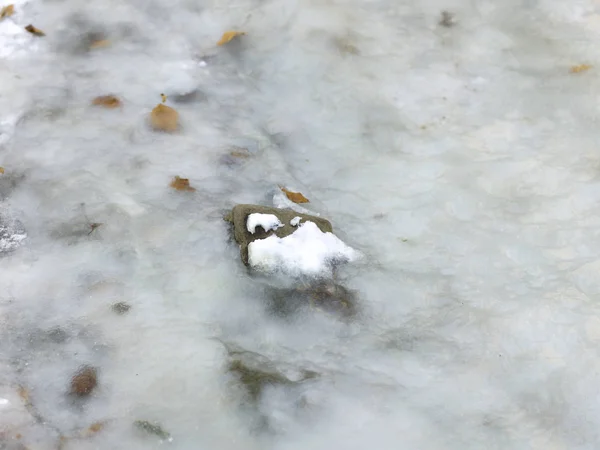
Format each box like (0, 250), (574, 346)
(47, 327), (69, 343)
(228, 359), (294, 402)
(267, 280), (357, 318)
(70, 365), (97, 396)
(224, 204), (333, 266)
(111, 302), (131, 315)
(222, 342), (318, 403)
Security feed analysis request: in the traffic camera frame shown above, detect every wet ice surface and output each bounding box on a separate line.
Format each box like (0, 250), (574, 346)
(2, 0), (600, 448)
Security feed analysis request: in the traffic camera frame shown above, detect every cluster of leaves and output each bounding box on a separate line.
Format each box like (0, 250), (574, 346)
(1, 4), (45, 35)
(570, 64), (592, 74)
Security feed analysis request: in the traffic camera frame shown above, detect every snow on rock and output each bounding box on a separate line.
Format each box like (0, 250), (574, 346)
(290, 216), (302, 226)
(248, 221), (357, 277)
(246, 213), (283, 234)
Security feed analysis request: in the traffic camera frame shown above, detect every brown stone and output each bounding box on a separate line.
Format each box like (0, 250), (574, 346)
(70, 366), (97, 396)
(224, 204), (333, 266)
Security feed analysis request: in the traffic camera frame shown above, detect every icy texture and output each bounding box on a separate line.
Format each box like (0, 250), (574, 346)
(246, 213), (283, 234)
(0, 0), (600, 449)
(248, 221), (357, 276)
(290, 216), (301, 227)
(0, 215), (27, 254)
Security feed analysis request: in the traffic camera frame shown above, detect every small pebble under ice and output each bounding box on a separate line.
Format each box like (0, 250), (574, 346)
(290, 216), (302, 226)
(248, 221), (357, 276)
(246, 213), (283, 234)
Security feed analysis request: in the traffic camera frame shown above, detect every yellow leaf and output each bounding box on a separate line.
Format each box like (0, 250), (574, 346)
(150, 103), (179, 132)
(17, 386), (30, 404)
(88, 422), (104, 433)
(25, 24), (45, 36)
(83, 421), (104, 437)
(0, 167), (4, 174)
(230, 147), (250, 159)
(217, 31), (245, 46)
(170, 176), (195, 192)
(0, 4), (14, 19)
(281, 187), (309, 203)
(89, 39), (110, 49)
(160, 93), (167, 103)
(92, 95), (121, 108)
(570, 64), (592, 73)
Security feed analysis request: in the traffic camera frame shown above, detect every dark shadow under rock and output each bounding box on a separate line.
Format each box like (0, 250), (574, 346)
(224, 204), (333, 266)
(171, 89), (207, 104)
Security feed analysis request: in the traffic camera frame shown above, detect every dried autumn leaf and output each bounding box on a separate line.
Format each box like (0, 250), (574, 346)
(88, 222), (103, 235)
(89, 39), (110, 49)
(25, 24), (45, 36)
(92, 95), (121, 108)
(570, 64), (592, 73)
(87, 422), (104, 434)
(0, 167), (4, 174)
(58, 435), (69, 449)
(230, 147), (250, 159)
(150, 103), (179, 132)
(217, 31), (245, 46)
(0, 4), (14, 19)
(281, 187), (309, 203)
(170, 176), (195, 192)
(17, 386), (30, 404)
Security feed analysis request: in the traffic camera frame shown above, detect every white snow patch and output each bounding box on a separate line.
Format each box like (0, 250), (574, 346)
(0, 232), (27, 252)
(0, 0), (43, 59)
(248, 221), (357, 276)
(246, 213), (283, 234)
(290, 216), (302, 226)
(0, 222), (27, 253)
(0, 114), (20, 147)
(273, 190), (318, 216)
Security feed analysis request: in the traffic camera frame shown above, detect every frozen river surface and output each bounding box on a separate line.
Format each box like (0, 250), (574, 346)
(2, 0), (600, 448)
